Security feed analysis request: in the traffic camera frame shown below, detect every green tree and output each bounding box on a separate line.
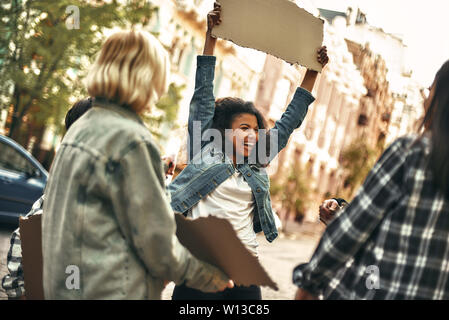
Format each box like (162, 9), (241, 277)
(142, 82), (185, 145)
(270, 160), (311, 232)
(339, 138), (380, 200)
(0, 0), (157, 146)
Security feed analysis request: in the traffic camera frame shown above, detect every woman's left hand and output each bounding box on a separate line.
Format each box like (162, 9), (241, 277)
(319, 198), (339, 225)
(317, 46), (329, 68)
(300, 46), (330, 91)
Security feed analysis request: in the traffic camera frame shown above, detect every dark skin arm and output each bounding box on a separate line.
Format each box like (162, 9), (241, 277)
(203, 2), (221, 55)
(301, 47), (329, 92)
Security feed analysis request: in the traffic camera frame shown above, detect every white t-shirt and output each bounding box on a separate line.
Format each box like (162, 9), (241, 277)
(188, 171), (259, 256)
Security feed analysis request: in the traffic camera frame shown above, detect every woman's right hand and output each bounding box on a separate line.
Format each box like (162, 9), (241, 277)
(319, 199), (340, 225)
(207, 2), (222, 33)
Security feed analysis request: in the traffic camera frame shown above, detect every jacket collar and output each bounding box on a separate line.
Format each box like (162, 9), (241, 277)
(92, 97), (145, 126)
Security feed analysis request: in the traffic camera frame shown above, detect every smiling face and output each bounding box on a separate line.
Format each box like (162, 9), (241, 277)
(227, 113), (259, 159)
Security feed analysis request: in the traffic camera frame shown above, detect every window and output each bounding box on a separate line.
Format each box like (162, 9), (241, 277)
(329, 144), (336, 157)
(181, 39), (196, 77)
(0, 141), (34, 176)
(307, 158), (315, 177)
(358, 114), (369, 126)
(150, 10), (161, 33)
(272, 78), (291, 110)
(318, 164), (326, 191)
(328, 171), (337, 194)
(317, 135), (325, 149)
(294, 147), (303, 160)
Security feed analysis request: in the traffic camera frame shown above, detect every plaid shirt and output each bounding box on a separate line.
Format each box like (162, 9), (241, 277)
(293, 134), (449, 299)
(1, 196), (44, 299)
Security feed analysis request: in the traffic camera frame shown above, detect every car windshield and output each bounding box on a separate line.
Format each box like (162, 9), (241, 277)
(0, 140), (36, 176)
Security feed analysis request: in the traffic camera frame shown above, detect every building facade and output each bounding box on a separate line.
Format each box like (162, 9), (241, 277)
(254, 8), (423, 222)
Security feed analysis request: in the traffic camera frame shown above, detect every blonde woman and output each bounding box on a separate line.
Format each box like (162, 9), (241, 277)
(42, 30), (232, 299)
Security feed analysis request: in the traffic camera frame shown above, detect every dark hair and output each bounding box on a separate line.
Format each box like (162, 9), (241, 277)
(65, 97), (93, 130)
(212, 97), (270, 165)
(422, 60), (449, 198)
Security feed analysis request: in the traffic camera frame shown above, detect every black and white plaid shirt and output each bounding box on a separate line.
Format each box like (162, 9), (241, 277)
(1, 196), (44, 299)
(293, 134), (449, 299)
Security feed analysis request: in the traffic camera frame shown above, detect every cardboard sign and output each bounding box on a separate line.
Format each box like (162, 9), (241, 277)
(212, 0), (324, 71)
(19, 213), (45, 300)
(175, 213), (278, 290)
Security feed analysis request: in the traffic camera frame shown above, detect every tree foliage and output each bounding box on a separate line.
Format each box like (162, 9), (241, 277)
(270, 159), (311, 226)
(0, 0), (159, 145)
(339, 137), (379, 200)
(142, 82), (186, 143)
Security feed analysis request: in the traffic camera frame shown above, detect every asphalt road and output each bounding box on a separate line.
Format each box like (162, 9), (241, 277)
(0, 223), (322, 300)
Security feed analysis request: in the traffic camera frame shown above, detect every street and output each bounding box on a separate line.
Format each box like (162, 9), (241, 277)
(0, 223), (323, 300)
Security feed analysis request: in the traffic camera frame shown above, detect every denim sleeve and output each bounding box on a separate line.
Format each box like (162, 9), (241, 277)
(111, 138), (229, 293)
(269, 87), (315, 160)
(188, 55), (217, 161)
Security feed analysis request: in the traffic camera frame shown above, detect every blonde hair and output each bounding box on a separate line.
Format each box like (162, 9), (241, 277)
(86, 30), (169, 114)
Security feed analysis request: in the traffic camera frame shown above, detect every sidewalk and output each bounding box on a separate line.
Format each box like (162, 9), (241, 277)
(279, 219), (326, 240)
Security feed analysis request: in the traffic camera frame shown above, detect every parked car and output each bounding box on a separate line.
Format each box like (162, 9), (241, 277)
(0, 134), (48, 225)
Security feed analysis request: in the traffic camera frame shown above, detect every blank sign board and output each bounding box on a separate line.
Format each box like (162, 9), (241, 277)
(212, 0), (324, 71)
(175, 213), (278, 290)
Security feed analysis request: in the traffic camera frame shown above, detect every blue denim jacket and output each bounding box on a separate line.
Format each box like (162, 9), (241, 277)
(168, 56), (315, 243)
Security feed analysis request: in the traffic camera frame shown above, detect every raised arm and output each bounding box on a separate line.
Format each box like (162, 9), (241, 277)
(187, 2), (222, 161)
(203, 2), (221, 55)
(268, 47), (329, 160)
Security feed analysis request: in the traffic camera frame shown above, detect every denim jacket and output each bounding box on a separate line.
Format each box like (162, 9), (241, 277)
(42, 100), (229, 299)
(168, 56), (315, 243)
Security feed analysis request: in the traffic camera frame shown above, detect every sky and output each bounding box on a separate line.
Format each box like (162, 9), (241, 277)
(307, 0), (449, 86)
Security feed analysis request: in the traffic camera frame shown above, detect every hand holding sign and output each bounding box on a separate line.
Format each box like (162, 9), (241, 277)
(211, 0), (325, 71)
(175, 214), (278, 291)
(207, 1), (222, 34)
